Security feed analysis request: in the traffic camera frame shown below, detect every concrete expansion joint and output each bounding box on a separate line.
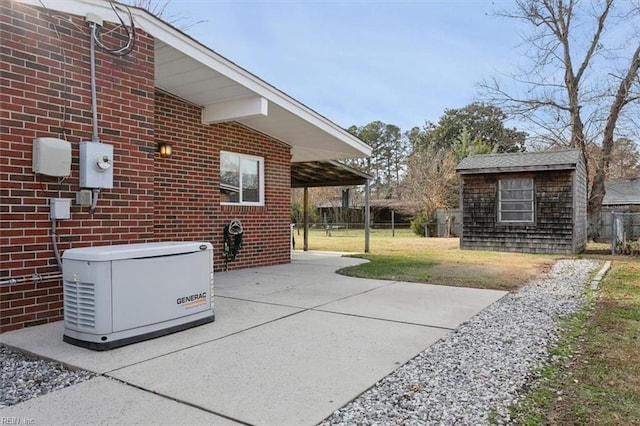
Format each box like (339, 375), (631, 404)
(590, 260), (612, 290)
(104, 374), (254, 426)
(313, 308), (457, 331)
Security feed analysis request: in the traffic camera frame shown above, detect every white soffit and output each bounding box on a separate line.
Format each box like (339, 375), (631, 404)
(151, 38), (371, 162)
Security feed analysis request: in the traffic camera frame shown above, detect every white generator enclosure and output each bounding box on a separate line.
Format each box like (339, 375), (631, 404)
(62, 242), (214, 350)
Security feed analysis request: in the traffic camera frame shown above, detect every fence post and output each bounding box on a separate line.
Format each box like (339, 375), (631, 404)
(392, 209), (395, 237)
(611, 211), (616, 255)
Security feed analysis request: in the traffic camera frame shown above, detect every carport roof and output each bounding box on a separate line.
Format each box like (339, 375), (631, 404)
(19, 0), (371, 163)
(292, 161), (372, 188)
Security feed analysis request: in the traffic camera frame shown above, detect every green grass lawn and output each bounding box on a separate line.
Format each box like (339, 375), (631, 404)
(298, 228), (558, 290)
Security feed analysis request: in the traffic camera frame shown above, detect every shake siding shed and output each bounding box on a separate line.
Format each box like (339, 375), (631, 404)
(456, 149), (587, 254)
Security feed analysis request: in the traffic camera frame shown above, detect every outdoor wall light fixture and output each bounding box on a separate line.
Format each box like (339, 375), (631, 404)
(157, 142), (172, 158)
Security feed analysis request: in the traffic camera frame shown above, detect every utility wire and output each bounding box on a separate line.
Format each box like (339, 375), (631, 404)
(92, 1), (136, 57)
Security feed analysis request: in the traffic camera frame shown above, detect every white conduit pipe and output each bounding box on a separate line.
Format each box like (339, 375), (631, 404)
(51, 218), (63, 272)
(90, 22), (99, 144)
(88, 22), (100, 214)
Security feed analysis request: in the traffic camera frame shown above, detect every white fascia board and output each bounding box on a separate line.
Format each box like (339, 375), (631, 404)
(202, 97), (268, 124)
(19, 0), (372, 158)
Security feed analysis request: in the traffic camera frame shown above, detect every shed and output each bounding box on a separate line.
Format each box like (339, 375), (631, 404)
(456, 149), (587, 254)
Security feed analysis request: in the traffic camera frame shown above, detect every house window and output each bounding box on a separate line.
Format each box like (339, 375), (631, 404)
(498, 178), (534, 223)
(220, 151), (264, 205)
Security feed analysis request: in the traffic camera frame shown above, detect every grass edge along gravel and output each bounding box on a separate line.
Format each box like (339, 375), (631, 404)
(498, 296), (597, 424)
(505, 260), (640, 425)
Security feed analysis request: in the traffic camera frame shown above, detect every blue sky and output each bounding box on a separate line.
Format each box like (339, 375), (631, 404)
(164, 1), (524, 132)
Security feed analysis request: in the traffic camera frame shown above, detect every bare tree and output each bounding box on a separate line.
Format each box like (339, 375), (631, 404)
(481, 0), (640, 238)
(401, 148), (459, 221)
(604, 137), (640, 178)
(123, 0), (205, 30)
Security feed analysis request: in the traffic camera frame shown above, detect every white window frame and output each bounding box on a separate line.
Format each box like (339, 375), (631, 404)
(498, 178), (534, 223)
(220, 151), (264, 206)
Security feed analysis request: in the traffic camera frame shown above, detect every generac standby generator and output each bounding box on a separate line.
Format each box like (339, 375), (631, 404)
(62, 242), (214, 350)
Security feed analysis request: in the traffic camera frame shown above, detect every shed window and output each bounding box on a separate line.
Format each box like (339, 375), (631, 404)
(220, 152), (264, 205)
(498, 178), (534, 223)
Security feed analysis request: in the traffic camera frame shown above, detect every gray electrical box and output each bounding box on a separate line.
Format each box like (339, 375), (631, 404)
(76, 190), (93, 207)
(50, 198), (71, 219)
(79, 142), (114, 189)
(32, 137), (72, 177)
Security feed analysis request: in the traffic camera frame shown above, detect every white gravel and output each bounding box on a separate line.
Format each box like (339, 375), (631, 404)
(322, 258), (600, 425)
(0, 345), (95, 408)
(1, 258), (599, 422)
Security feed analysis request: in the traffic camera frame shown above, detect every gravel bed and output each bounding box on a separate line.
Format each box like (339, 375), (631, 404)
(322, 258), (600, 426)
(0, 345), (95, 408)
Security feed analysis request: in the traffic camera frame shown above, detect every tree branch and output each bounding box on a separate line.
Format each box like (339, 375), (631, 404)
(575, 0), (613, 83)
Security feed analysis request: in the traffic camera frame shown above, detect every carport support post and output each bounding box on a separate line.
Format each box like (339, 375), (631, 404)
(392, 209), (395, 237)
(303, 186), (309, 251)
(364, 179), (370, 253)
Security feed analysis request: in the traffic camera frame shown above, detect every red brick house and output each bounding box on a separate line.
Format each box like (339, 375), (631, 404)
(0, 0), (371, 332)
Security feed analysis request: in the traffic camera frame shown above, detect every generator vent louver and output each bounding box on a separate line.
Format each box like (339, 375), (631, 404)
(64, 281), (96, 329)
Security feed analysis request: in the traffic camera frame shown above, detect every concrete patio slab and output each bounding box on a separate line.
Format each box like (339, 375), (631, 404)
(109, 309), (449, 426)
(230, 251), (365, 277)
(0, 376), (239, 425)
(0, 297), (302, 374)
(290, 250), (364, 267)
(1, 251), (509, 425)
(318, 281), (507, 329)
(216, 266), (391, 309)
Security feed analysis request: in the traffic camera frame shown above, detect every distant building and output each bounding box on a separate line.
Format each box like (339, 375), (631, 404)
(602, 177), (640, 211)
(315, 199), (419, 227)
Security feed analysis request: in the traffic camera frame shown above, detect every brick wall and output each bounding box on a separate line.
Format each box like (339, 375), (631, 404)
(460, 170), (580, 254)
(1, 1), (152, 332)
(1, 2), (293, 332)
(154, 92), (292, 271)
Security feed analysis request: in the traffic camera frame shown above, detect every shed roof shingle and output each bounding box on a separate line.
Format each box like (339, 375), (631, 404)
(603, 178), (640, 205)
(456, 149), (583, 174)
